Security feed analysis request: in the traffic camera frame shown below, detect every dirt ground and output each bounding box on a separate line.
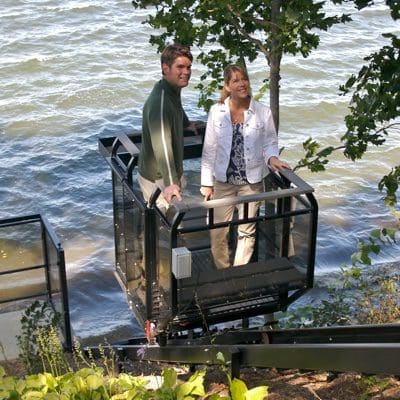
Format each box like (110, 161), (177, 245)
(229, 368), (400, 400)
(123, 361), (400, 400)
(113, 357), (400, 399)
(2, 358), (400, 399)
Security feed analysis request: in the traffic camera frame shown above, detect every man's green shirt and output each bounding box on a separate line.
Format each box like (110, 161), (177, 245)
(138, 79), (189, 187)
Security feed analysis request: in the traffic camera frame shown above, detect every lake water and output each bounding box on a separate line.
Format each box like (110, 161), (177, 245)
(1, 0), (399, 342)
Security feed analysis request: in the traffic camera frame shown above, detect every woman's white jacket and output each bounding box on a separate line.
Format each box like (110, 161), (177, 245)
(201, 96), (279, 186)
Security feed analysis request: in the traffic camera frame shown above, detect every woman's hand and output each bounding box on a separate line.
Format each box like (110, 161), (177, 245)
(268, 156), (291, 172)
(200, 186), (213, 201)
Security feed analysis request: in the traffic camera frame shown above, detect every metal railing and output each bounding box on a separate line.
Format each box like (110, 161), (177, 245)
(0, 214), (72, 350)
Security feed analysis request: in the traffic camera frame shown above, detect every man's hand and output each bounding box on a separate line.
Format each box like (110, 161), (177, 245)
(185, 121), (198, 135)
(163, 184), (182, 203)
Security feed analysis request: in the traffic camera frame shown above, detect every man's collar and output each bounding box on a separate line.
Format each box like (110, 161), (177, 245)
(161, 78), (181, 96)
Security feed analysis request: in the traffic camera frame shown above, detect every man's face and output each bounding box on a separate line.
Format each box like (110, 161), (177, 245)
(162, 56), (192, 89)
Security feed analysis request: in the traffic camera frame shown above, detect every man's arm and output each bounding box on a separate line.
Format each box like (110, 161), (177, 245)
(183, 110), (200, 135)
(147, 97), (180, 189)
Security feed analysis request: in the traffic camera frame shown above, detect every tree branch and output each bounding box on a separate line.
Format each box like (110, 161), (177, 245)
(226, 5), (271, 60)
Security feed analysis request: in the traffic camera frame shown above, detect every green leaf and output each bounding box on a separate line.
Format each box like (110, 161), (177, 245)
(216, 352), (225, 364)
(370, 229), (382, 240)
(86, 374), (104, 391)
(0, 376), (18, 392)
(370, 244), (381, 255)
(16, 379), (27, 394)
(175, 370), (206, 399)
(162, 367), (177, 389)
(71, 375), (85, 392)
(25, 374), (47, 390)
(360, 252), (371, 266)
(42, 393), (60, 400)
(110, 389), (134, 400)
(20, 391), (43, 400)
(245, 386), (268, 400)
(230, 378), (247, 400)
(0, 389), (17, 400)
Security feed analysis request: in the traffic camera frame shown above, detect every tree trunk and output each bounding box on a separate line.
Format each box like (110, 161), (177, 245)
(270, 0), (283, 134)
(264, 1), (283, 299)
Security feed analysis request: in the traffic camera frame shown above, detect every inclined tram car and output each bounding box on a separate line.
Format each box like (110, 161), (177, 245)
(98, 125), (318, 343)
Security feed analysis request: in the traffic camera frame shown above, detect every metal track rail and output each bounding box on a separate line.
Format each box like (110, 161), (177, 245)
(114, 342), (400, 377)
(89, 324), (400, 377)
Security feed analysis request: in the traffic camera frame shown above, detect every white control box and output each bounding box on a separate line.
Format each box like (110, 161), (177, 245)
(172, 247), (192, 279)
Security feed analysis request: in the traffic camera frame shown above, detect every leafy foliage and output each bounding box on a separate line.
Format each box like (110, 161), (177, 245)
(378, 165), (400, 206)
(293, 138), (338, 172)
(277, 286), (353, 328)
(131, 1), (399, 214)
(2, 311), (269, 400)
(215, 352), (268, 400)
(278, 224), (400, 329)
(0, 366), (150, 400)
(294, 1), (399, 216)
(16, 300), (62, 374)
(340, 32), (400, 161)
(131, 0), (350, 115)
(0, 363), (269, 400)
(36, 326), (70, 377)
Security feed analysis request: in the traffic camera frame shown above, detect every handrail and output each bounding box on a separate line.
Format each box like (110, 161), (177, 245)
(111, 133), (140, 158)
(41, 214), (63, 250)
(169, 170), (314, 215)
(109, 133), (141, 184)
(101, 125), (205, 187)
(279, 168), (314, 192)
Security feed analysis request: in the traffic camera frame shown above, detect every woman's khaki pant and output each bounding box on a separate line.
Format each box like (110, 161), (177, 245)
(210, 181), (263, 269)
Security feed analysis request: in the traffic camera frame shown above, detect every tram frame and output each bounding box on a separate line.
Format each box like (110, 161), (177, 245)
(99, 127), (318, 338)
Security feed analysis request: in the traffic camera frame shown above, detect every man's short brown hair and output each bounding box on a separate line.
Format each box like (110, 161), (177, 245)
(161, 44), (193, 70)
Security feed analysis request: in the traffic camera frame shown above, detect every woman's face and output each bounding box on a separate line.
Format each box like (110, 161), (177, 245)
(225, 71), (250, 100)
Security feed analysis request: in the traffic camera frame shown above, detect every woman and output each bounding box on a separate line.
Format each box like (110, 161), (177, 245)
(200, 64), (290, 268)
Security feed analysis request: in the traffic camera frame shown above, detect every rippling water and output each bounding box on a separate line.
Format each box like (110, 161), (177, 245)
(1, 0), (399, 340)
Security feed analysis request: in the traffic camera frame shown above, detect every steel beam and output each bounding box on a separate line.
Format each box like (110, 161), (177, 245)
(114, 342), (400, 376)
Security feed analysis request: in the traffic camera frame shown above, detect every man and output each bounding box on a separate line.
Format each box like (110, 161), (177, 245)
(137, 44), (195, 207)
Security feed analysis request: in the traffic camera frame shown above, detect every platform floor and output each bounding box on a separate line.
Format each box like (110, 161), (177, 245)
(0, 309), (23, 360)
